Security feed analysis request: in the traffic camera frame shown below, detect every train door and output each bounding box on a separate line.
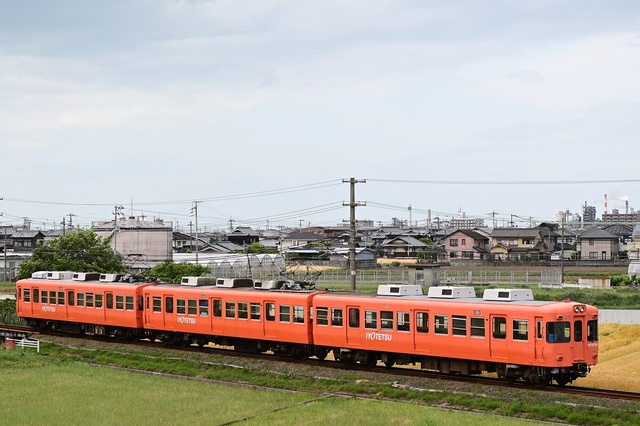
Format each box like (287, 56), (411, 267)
(573, 317), (585, 361)
(263, 301), (277, 338)
(104, 292), (116, 324)
(66, 290), (76, 321)
(163, 295), (175, 330)
(346, 306), (362, 347)
(534, 317), (544, 362)
(489, 315), (508, 359)
(413, 310), (431, 354)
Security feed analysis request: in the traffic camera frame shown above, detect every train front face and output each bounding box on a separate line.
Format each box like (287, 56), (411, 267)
(543, 302), (598, 384)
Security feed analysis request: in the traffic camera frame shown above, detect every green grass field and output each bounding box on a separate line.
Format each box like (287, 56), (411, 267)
(0, 352), (539, 426)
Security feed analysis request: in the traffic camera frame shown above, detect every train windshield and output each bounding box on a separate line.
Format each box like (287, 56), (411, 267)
(587, 320), (598, 342)
(546, 321), (570, 343)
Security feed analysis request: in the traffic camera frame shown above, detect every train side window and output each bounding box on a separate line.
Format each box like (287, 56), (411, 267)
(164, 296), (173, 314)
(76, 292), (83, 307)
(416, 312), (429, 333)
(452, 315), (466, 336)
(364, 310), (377, 329)
(152, 297), (162, 313)
(380, 311), (393, 330)
(126, 296), (134, 311)
(23, 289), (31, 303)
(348, 308), (360, 328)
(177, 298), (186, 314)
(226, 301), (236, 318)
(294, 305), (304, 323)
(470, 317), (485, 337)
(68, 291), (74, 306)
(145, 296), (150, 310)
(434, 315), (449, 335)
(117, 295), (125, 310)
(106, 294), (114, 309)
(266, 303), (276, 321)
(250, 303), (261, 320)
(512, 320), (528, 341)
(50, 291), (57, 305)
(58, 291), (65, 305)
(86, 293), (94, 308)
(279, 305), (291, 322)
(331, 308), (343, 326)
(238, 302), (248, 319)
(33, 289), (40, 303)
(42, 290), (49, 304)
(213, 299), (222, 317)
(587, 320), (598, 342)
(95, 294), (102, 308)
(492, 317), (507, 339)
(137, 296), (142, 311)
(397, 312), (410, 332)
(199, 300), (209, 317)
(188, 299), (197, 315)
(316, 307), (328, 325)
(574, 320), (583, 342)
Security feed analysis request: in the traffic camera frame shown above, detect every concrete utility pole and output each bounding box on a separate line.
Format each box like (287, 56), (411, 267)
(192, 201), (201, 264)
(342, 177), (366, 292)
(113, 205), (123, 255)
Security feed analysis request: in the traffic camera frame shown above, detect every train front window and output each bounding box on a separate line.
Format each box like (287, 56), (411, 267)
(587, 320), (598, 342)
(546, 321), (570, 343)
(23, 289), (31, 303)
(574, 320), (583, 342)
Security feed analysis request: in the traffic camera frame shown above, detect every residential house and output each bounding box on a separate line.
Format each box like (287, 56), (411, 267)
(576, 228), (619, 260)
(329, 247), (377, 267)
(444, 229), (489, 261)
(378, 235), (427, 258)
(10, 230), (45, 253)
(226, 227), (260, 247)
(489, 228), (547, 261)
(280, 231), (328, 252)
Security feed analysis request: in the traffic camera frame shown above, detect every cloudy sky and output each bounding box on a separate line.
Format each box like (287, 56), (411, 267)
(1, 1), (639, 231)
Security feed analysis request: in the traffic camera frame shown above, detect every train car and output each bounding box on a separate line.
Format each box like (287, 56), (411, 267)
(142, 278), (323, 358)
(16, 274), (155, 339)
(311, 284), (599, 386)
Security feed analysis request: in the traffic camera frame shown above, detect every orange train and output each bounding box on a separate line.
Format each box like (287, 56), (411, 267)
(15, 272), (599, 386)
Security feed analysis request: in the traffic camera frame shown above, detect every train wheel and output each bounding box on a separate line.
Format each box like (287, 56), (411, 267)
(555, 376), (571, 387)
(315, 348), (328, 361)
(383, 354), (396, 368)
(364, 353), (377, 368)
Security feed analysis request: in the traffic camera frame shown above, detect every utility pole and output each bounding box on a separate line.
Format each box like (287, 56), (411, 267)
(191, 201), (201, 264)
(342, 177), (366, 292)
(113, 205), (123, 255)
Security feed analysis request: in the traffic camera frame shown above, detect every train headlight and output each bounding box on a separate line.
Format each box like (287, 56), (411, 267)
(579, 306), (585, 312)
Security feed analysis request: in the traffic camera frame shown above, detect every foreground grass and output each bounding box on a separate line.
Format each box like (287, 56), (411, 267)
(0, 352), (539, 426)
(3, 331), (640, 426)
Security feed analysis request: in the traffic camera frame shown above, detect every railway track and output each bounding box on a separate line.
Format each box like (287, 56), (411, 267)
(23, 329), (640, 404)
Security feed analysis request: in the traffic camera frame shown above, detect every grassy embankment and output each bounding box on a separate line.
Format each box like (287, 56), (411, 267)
(2, 323), (639, 425)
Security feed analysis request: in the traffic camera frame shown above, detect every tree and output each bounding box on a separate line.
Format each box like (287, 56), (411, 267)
(16, 229), (126, 280)
(146, 260), (211, 283)
(246, 242), (279, 254)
